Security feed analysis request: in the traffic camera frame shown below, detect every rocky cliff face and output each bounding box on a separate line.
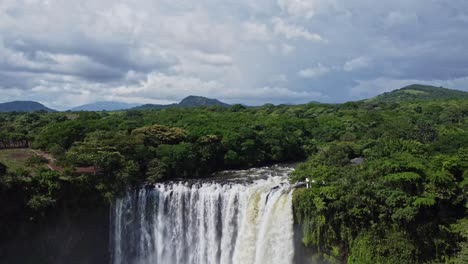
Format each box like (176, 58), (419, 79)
(0, 206), (110, 264)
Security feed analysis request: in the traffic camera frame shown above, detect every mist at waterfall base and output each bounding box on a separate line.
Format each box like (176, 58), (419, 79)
(111, 165), (310, 264)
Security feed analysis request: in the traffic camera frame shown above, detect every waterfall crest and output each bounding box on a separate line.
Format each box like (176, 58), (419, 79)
(111, 166), (295, 264)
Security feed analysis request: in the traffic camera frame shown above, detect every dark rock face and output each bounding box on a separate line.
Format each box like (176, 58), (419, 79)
(0, 206), (110, 264)
(350, 157), (364, 165)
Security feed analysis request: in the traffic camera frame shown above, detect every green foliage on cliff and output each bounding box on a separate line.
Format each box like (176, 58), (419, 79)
(291, 98), (468, 263)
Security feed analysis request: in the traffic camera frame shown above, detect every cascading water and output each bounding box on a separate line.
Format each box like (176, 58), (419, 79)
(111, 165), (296, 264)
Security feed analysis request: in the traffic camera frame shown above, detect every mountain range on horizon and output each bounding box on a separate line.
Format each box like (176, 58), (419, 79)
(70, 101), (142, 112)
(0, 84), (467, 113)
(132, 95), (231, 111)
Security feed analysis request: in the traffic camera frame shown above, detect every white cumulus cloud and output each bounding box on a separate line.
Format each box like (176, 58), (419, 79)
(299, 63), (330, 78)
(1, 0), (468, 107)
(277, 0), (322, 18)
(272, 17), (324, 42)
(343, 57), (372, 72)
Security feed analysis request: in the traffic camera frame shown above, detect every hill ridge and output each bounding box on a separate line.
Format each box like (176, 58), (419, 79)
(70, 101), (141, 111)
(0, 101), (56, 112)
(367, 84), (468, 103)
(132, 95), (230, 110)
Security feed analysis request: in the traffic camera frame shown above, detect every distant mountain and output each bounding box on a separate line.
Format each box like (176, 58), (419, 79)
(133, 103), (177, 111)
(132, 96), (230, 110)
(0, 101), (56, 112)
(70, 101), (141, 111)
(178, 95), (230, 107)
(367, 84), (468, 103)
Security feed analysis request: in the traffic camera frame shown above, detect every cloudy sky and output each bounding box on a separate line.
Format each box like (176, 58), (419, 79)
(1, 0), (468, 109)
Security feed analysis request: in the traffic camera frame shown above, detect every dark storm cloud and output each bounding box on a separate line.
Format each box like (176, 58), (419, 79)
(1, 33), (178, 84)
(0, 0), (467, 109)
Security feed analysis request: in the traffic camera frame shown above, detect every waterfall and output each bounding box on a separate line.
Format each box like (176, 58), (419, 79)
(111, 166), (295, 264)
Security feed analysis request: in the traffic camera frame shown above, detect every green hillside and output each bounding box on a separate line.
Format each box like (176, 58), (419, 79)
(178, 95), (230, 107)
(0, 101), (56, 112)
(132, 95), (230, 110)
(367, 84), (468, 103)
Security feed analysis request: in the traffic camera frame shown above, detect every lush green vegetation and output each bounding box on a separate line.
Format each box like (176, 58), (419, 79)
(0, 105), (316, 242)
(291, 99), (468, 263)
(367, 84), (468, 103)
(0, 86), (467, 263)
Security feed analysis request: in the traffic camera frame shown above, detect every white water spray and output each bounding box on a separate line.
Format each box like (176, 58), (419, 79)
(111, 166), (295, 264)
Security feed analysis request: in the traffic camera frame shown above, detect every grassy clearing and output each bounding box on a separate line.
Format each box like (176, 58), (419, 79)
(402, 89), (427, 95)
(0, 148), (35, 171)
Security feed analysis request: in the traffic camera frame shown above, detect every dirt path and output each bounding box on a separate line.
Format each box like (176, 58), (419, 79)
(31, 149), (57, 171)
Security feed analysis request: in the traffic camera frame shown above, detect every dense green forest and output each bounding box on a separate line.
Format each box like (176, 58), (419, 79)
(0, 86), (467, 263)
(367, 84), (468, 103)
